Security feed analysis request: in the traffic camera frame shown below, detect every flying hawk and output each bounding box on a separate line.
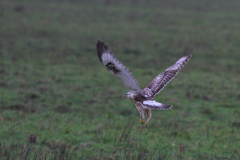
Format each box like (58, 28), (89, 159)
(96, 41), (192, 126)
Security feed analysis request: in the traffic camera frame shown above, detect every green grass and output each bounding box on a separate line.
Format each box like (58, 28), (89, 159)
(0, 0), (240, 159)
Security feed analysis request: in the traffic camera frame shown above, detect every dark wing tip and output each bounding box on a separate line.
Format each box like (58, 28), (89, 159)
(183, 47), (194, 58)
(96, 41), (109, 62)
(161, 104), (173, 110)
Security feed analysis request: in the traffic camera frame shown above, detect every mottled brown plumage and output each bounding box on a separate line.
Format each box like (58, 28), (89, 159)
(96, 41), (193, 126)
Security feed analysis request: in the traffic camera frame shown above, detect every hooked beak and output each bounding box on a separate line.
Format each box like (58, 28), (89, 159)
(123, 94), (127, 98)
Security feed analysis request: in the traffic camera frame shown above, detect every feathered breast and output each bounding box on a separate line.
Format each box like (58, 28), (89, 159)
(133, 94), (147, 102)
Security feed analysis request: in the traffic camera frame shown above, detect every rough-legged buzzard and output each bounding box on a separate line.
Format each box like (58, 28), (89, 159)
(96, 41), (192, 126)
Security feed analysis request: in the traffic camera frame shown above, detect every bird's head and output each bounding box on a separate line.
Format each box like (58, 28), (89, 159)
(124, 92), (130, 99)
(124, 92), (135, 100)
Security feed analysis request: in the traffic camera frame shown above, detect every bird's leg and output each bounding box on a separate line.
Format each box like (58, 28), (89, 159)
(144, 109), (152, 126)
(139, 112), (145, 124)
(135, 102), (145, 124)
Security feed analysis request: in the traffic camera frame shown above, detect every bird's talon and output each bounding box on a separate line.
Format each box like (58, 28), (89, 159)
(140, 119), (143, 124)
(145, 122), (148, 126)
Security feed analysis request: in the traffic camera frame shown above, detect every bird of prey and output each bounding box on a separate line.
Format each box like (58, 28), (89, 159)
(96, 41), (192, 126)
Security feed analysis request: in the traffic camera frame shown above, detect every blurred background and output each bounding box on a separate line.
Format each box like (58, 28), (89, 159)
(0, 0), (239, 159)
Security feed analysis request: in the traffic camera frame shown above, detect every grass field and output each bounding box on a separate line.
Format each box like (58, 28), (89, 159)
(0, 0), (240, 159)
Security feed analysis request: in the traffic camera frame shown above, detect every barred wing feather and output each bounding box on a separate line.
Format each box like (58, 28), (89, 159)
(144, 48), (193, 98)
(96, 41), (141, 93)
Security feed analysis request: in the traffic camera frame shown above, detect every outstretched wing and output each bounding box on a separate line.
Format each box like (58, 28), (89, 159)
(97, 41), (141, 92)
(143, 48), (193, 98)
